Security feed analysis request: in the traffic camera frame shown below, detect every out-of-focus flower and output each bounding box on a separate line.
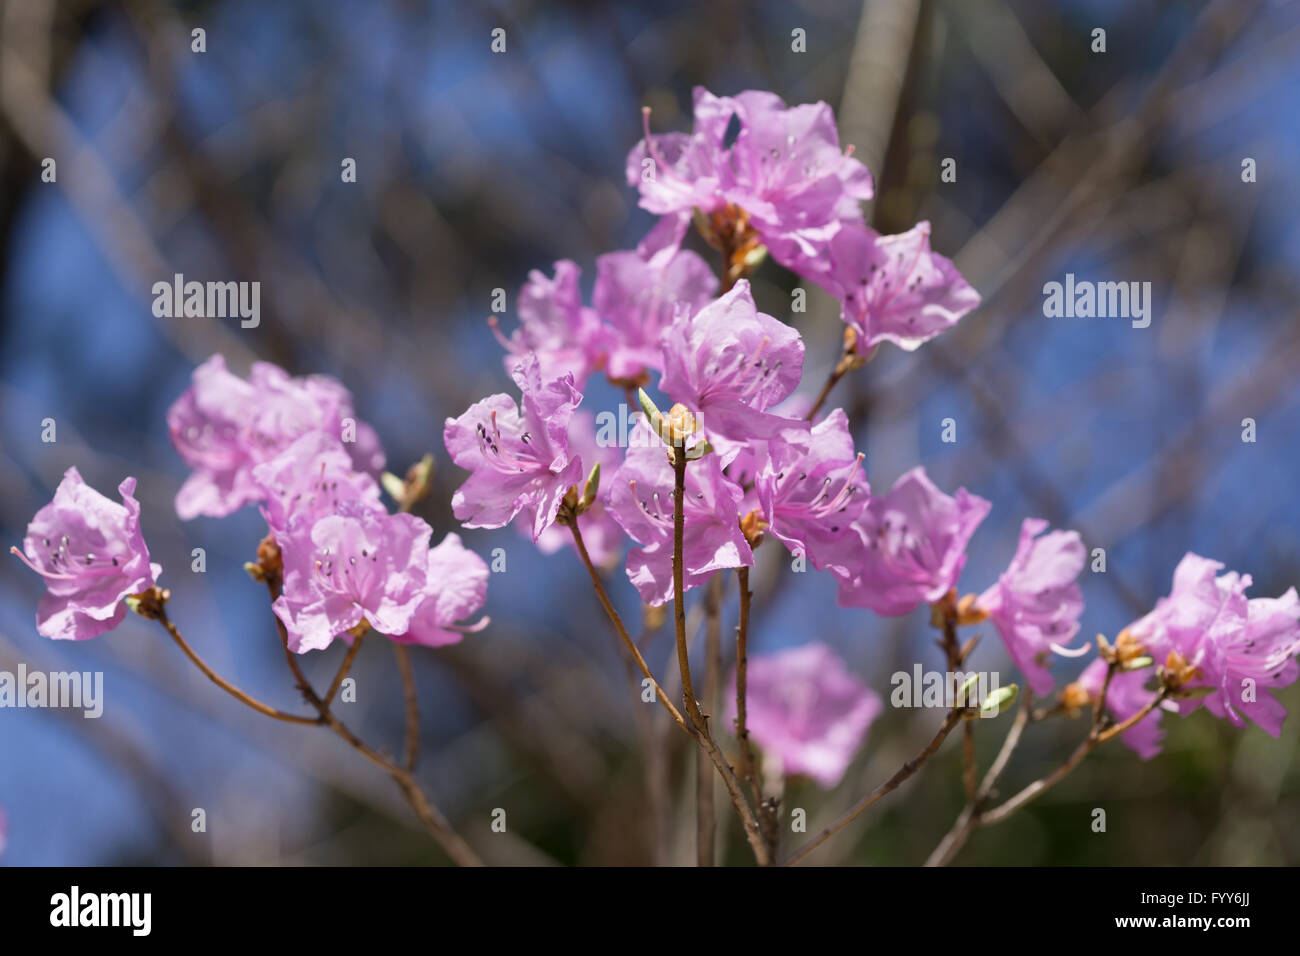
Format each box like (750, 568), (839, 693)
(167, 355), (384, 520)
(977, 518), (1086, 695)
(491, 260), (606, 387)
(11, 467), (161, 641)
(397, 533), (490, 648)
(730, 642), (882, 788)
(627, 88), (873, 285)
(253, 432), (383, 535)
(754, 408), (868, 574)
(826, 221), (980, 353)
(1128, 554), (1300, 736)
(658, 280), (807, 447)
(1074, 658), (1165, 759)
(605, 420), (751, 605)
(594, 245), (718, 384)
(834, 467), (990, 616)
(444, 354), (585, 541)
(273, 504), (432, 653)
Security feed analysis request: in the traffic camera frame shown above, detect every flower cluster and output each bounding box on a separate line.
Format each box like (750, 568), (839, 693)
(14, 359), (489, 657)
(441, 85), (1300, 783)
(9, 86), (1300, 860)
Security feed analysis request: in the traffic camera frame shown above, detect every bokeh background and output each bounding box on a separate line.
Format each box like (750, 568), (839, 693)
(2, 0), (1299, 866)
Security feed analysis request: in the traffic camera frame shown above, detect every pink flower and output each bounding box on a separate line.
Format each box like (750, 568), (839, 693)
(730, 642), (882, 788)
(977, 518), (1086, 695)
(529, 411), (624, 568)
(628, 88), (873, 284)
(253, 432), (383, 535)
(834, 467), (990, 616)
(754, 408), (869, 574)
(827, 221), (980, 352)
(658, 280), (807, 446)
(605, 420), (752, 606)
(396, 533), (490, 648)
(1077, 658), (1165, 760)
(1129, 554), (1300, 736)
(272, 504), (433, 653)
(594, 245), (718, 383)
(168, 355), (384, 520)
(11, 467), (161, 641)
(491, 260), (606, 387)
(444, 354), (584, 541)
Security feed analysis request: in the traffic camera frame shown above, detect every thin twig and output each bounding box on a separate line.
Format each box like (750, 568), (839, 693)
(395, 644), (420, 772)
(323, 634), (365, 707)
(155, 610), (321, 725)
(568, 516), (771, 864)
(784, 707), (966, 866)
(697, 574), (723, 866)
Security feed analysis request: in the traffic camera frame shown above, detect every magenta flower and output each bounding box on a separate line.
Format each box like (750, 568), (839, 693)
(444, 354), (585, 541)
(754, 408), (869, 574)
(397, 533), (490, 648)
(977, 518), (1086, 695)
(628, 88), (874, 284)
(659, 280), (807, 445)
(273, 504), (433, 653)
(491, 260), (606, 387)
(605, 420), (752, 606)
(253, 432), (383, 535)
(834, 467), (991, 616)
(11, 467), (161, 641)
(729, 642), (882, 788)
(594, 244), (718, 383)
(1077, 658), (1165, 760)
(827, 221), (980, 352)
(168, 355), (384, 520)
(1128, 554), (1300, 736)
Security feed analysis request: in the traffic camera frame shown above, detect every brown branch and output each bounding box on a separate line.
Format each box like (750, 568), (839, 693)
(784, 707), (966, 866)
(395, 644), (420, 772)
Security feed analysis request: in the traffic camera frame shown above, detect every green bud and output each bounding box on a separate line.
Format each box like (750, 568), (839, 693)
(380, 471), (406, 502)
(637, 388), (664, 437)
(979, 684), (1019, 717)
(1122, 655), (1154, 671)
(578, 462), (601, 513)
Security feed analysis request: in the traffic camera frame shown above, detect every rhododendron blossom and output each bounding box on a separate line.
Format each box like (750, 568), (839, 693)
(273, 504), (434, 653)
(827, 221), (981, 352)
(978, 518), (1086, 696)
(397, 533), (490, 648)
(754, 408), (868, 574)
(11, 468), (161, 641)
(168, 355), (384, 520)
(444, 354), (584, 541)
(254, 431), (384, 534)
(492, 260), (606, 387)
(834, 467), (990, 616)
(1128, 554), (1300, 736)
(529, 411), (624, 568)
(658, 280), (807, 447)
(731, 642), (882, 788)
(594, 244), (718, 384)
(605, 421), (751, 605)
(628, 87), (874, 284)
